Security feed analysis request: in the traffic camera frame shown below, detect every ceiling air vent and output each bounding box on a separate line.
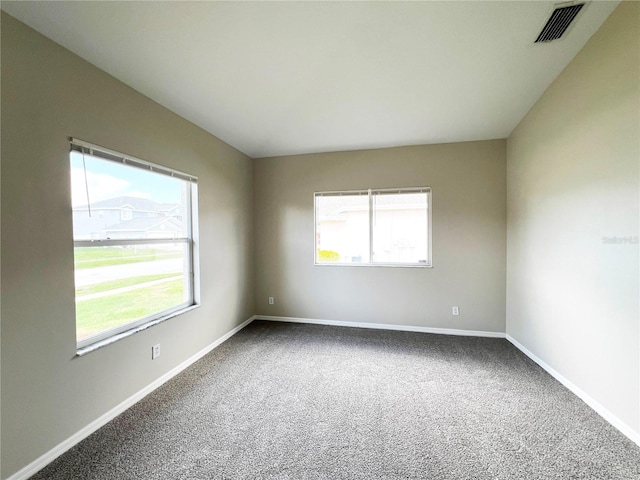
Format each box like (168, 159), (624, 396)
(535, 3), (585, 43)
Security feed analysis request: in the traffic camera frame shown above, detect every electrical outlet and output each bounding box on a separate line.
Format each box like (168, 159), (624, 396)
(152, 344), (161, 359)
(452, 306), (460, 316)
(268, 296), (275, 305)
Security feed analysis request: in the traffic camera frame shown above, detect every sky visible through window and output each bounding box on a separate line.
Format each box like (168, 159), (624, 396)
(70, 151), (183, 207)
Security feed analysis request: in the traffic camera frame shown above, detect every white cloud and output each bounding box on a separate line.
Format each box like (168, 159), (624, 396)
(126, 190), (152, 200)
(71, 167), (136, 206)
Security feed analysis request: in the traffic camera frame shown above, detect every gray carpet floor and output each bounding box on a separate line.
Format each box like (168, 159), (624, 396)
(32, 320), (640, 479)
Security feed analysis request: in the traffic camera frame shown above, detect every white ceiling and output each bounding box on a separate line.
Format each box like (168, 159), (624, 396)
(2, 1), (618, 158)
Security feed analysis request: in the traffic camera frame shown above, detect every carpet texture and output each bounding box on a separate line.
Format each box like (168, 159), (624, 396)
(32, 320), (640, 479)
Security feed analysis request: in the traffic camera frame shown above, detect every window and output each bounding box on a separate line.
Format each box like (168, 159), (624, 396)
(315, 187), (431, 267)
(121, 207), (133, 221)
(70, 138), (198, 350)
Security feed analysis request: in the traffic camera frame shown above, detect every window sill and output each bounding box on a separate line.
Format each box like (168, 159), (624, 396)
(314, 262), (433, 268)
(75, 304), (200, 357)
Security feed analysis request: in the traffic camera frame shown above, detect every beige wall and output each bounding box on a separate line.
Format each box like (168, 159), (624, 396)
(254, 140), (506, 332)
(506, 1), (639, 438)
(1, 13), (254, 478)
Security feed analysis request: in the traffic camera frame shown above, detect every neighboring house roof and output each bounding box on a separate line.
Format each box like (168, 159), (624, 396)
(74, 196), (179, 213)
(318, 192), (427, 217)
(102, 217), (182, 233)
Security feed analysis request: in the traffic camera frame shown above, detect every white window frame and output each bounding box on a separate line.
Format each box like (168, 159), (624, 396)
(314, 187), (432, 268)
(70, 138), (199, 352)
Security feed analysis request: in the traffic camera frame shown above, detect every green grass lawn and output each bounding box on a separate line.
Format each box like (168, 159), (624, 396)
(74, 247), (181, 269)
(75, 273), (180, 297)
(76, 278), (185, 342)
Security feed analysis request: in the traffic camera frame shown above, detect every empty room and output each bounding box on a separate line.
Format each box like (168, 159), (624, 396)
(1, 1), (638, 479)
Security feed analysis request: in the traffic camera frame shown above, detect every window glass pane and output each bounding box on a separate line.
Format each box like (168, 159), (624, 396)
(74, 243), (190, 344)
(315, 194), (370, 263)
(71, 152), (188, 241)
(372, 192), (428, 264)
(70, 146), (196, 348)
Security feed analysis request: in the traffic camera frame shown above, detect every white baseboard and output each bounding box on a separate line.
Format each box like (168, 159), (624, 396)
(7, 316), (257, 480)
(256, 315), (506, 338)
(506, 334), (640, 447)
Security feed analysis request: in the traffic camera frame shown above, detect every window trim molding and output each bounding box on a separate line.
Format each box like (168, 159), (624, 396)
(70, 138), (198, 183)
(314, 187), (432, 268)
(76, 304), (200, 356)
